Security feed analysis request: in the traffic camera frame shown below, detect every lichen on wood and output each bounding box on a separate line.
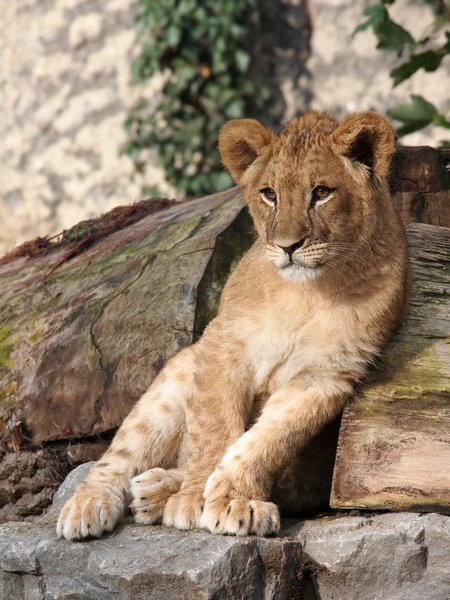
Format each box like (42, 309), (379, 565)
(0, 188), (244, 449)
(331, 223), (450, 511)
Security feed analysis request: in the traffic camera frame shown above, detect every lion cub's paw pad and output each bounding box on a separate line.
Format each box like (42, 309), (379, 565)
(56, 488), (124, 540)
(162, 491), (203, 530)
(201, 498), (280, 537)
(130, 468), (181, 525)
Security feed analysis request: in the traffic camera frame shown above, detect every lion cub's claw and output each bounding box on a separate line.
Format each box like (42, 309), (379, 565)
(130, 468), (181, 525)
(56, 487), (124, 540)
(201, 498), (280, 537)
(163, 491), (203, 530)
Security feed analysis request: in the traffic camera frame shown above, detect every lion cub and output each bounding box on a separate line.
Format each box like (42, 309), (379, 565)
(58, 111), (410, 540)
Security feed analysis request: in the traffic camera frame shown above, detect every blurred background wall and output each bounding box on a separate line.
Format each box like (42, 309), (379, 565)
(0, 0), (170, 255)
(0, 0), (448, 256)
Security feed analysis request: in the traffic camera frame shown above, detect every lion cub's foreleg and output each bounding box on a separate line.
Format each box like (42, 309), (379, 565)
(57, 347), (194, 540)
(201, 375), (353, 536)
(162, 324), (254, 531)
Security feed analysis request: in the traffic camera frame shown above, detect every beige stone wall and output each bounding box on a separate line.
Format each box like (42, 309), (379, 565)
(0, 0), (172, 256)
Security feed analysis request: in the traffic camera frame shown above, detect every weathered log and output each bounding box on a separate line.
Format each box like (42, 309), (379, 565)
(390, 146), (450, 227)
(0, 189), (254, 446)
(0, 146), (449, 522)
(331, 223), (450, 510)
(0, 189), (255, 521)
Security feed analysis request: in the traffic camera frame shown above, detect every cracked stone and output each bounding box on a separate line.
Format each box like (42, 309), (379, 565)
(2, 465), (450, 599)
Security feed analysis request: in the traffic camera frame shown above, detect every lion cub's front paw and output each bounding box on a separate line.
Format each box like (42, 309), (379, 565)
(163, 490), (203, 530)
(56, 486), (124, 540)
(130, 468), (181, 525)
(201, 468), (280, 536)
(201, 498), (280, 536)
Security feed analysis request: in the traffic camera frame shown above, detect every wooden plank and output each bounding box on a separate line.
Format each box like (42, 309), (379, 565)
(331, 223), (450, 511)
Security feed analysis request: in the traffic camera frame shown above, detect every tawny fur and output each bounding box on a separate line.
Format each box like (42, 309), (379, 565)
(57, 110), (410, 540)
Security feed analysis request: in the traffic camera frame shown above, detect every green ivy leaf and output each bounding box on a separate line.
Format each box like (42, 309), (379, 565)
(376, 19), (415, 52)
(388, 95), (437, 136)
(353, 5), (384, 36)
(390, 32), (450, 86)
(166, 25), (181, 48)
(214, 171), (233, 192)
(230, 23), (245, 39)
(234, 49), (251, 73)
(391, 50), (444, 86)
(433, 114), (450, 130)
(225, 98), (245, 118)
(176, 64), (198, 85)
(178, 0), (196, 16)
(388, 94), (437, 121)
(354, 4), (415, 53)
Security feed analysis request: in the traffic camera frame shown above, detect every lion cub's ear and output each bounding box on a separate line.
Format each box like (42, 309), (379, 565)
(332, 112), (396, 178)
(219, 119), (275, 184)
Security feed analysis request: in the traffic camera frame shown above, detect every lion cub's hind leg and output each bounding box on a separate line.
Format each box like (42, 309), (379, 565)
(131, 468), (184, 525)
(57, 347), (194, 540)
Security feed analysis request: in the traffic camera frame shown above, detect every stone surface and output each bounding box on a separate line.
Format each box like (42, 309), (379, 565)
(51, 461), (94, 512)
(290, 512), (450, 600)
(2, 464), (450, 599)
(0, 0), (171, 257)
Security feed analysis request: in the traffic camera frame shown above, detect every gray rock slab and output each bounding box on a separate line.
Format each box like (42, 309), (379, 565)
(0, 517), (306, 599)
(2, 465), (450, 599)
(287, 512), (450, 600)
(50, 461), (94, 514)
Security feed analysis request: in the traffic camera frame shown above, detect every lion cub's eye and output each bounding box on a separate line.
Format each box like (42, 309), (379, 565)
(261, 188), (277, 207)
(311, 185), (331, 207)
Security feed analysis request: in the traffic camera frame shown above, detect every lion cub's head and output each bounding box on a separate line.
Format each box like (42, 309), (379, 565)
(219, 111), (396, 283)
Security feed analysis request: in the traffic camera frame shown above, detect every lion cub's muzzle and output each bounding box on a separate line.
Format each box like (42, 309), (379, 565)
(277, 239), (306, 261)
(266, 239), (328, 282)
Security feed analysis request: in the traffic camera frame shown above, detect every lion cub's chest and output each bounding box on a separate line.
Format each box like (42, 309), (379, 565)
(242, 299), (361, 396)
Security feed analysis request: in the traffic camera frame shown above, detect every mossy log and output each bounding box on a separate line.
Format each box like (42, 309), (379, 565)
(0, 189), (254, 521)
(331, 223), (450, 511)
(0, 190), (252, 447)
(0, 147), (449, 522)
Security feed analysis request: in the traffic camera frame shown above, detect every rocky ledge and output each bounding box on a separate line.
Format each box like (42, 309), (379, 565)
(1, 464), (450, 600)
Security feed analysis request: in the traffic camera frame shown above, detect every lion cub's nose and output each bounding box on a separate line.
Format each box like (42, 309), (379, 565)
(277, 239), (306, 257)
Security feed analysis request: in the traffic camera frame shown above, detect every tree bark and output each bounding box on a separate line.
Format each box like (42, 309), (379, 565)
(389, 146), (450, 227)
(0, 188), (254, 521)
(331, 223), (450, 510)
(0, 147), (449, 522)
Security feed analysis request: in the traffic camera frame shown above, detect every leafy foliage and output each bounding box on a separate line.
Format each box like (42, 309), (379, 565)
(391, 31), (450, 86)
(124, 0), (274, 198)
(354, 1), (450, 141)
(387, 95), (440, 136)
(353, 4), (415, 52)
